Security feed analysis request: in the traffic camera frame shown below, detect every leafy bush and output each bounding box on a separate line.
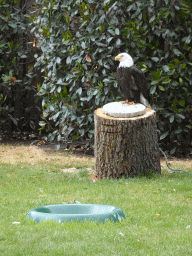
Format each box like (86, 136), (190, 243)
(32, 0), (192, 153)
(0, 0), (41, 132)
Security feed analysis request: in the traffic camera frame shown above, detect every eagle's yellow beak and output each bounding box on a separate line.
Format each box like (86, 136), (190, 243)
(115, 55), (122, 61)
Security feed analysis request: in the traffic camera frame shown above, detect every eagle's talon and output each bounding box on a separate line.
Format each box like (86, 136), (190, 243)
(122, 100), (135, 105)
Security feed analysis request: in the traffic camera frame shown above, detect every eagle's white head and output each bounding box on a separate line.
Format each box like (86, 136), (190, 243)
(115, 53), (134, 68)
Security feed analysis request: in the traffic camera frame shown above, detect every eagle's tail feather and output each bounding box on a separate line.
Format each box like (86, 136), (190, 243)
(140, 93), (151, 108)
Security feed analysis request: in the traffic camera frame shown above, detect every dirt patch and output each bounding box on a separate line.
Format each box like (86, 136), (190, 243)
(0, 143), (44, 164)
(0, 142), (95, 169)
(160, 160), (192, 172)
(0, 140), (191, 172)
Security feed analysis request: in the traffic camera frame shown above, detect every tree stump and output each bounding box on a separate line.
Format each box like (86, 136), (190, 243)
(94, 107), (161, 179)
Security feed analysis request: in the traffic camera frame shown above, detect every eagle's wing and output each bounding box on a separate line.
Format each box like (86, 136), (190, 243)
(129, 65), (150, 102)
(116, 67), (131, 101)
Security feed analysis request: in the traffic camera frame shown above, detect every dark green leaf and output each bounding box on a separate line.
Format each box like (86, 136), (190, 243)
(163, 65), (170, 72)
(108, 29), (115, 35)
(66, 14), (70, 23)
(162, 78), (171, 84)
(178, 99), (185, 107)
(173, 49), (181, 56)
(149, 16), (156, 23)
(116, 39), (121, 46)
(150, 85), (156, 94)
(185, 35), (191, 44)
(115, 28), (120, 35)
(81, 42), (86, 49)
(39, 121), (46, 126)
(170, 147), (176, 154)
(160, 131), (169, 140)
(170, 115), (174, 123)
(66, 56), (71, 64)
(57, 87), (61, 93)
(174, 129), (182, 134)
(176, 114), (185, 119)
(42, 28), (50, 35)
(159, 86), (165, 91)
(151, 57), (159, 62)
(151, 80), (159, 85)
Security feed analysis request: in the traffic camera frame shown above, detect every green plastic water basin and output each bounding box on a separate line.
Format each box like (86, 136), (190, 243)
(27, 204), (126, 223)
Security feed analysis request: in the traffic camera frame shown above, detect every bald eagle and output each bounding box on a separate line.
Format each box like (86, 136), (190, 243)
(115, 53), (151, 108)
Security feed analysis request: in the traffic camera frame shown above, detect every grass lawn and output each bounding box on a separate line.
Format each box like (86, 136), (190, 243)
(0, 143), (192, 255)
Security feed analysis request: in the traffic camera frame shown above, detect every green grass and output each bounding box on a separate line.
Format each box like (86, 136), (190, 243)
(0, 161), (192, 256)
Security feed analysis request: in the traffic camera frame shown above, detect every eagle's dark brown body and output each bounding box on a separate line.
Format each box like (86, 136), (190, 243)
(116, 65), (150, 104)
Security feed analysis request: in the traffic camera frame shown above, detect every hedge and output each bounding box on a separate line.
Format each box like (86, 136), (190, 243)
(0, 0), (41, 132)
(15, 0), (192, 153)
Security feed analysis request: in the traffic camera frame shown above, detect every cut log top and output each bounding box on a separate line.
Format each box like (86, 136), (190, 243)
(95, 107), (155, 121)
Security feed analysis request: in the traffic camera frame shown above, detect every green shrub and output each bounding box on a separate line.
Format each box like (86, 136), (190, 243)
(0, 0), (40, 131)
(32, 0), (192, 153)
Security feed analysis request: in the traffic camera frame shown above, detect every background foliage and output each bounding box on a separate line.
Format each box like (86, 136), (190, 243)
(31, 0), (192, 153)
(1, 0), (191, 154)
(0, 0), (41, 132)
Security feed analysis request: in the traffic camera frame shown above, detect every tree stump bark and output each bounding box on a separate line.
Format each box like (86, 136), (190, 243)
(94, 107), (161, 179)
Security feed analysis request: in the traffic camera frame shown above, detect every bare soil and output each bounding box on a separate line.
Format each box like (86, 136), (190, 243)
(0, 138), (191, 172)
(0, 140), (94, 168)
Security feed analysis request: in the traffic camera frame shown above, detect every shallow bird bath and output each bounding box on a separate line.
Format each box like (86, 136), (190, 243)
(27, 204), (126, 223)
(103, 102), (146, 118)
